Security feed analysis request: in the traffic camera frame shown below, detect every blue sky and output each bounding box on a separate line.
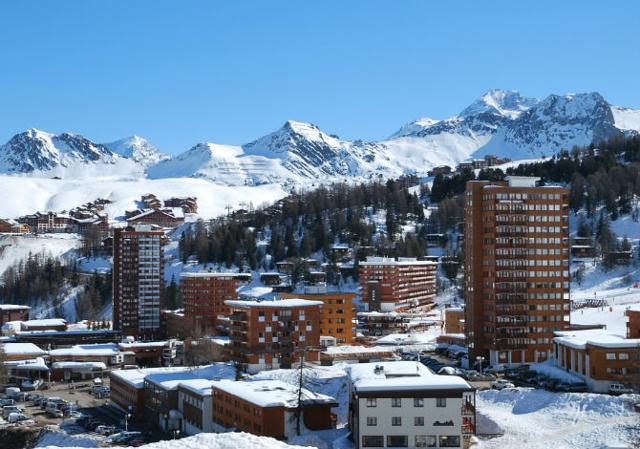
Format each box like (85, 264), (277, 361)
(0, 1), (638, 154)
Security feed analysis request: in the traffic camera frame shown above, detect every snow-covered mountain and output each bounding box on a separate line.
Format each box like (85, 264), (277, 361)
(2, 89), (639, 185)
(0, 129), (120, 173)
(104, 135), (169, 167)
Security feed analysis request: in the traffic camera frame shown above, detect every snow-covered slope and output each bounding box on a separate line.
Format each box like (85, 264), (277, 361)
(104, 135), (170, 167)
(0, 174), (287, 220)
(611, 105), (640, 134)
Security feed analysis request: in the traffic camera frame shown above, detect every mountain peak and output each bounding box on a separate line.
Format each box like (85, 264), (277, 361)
(104, 135), (169, 167)
(460, 89), (538, 119)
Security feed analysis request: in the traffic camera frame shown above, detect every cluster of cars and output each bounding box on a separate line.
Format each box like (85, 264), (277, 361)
(91, 385), (111, 399)
(76, 415), (145, 446)
(502, 368), (588, 392)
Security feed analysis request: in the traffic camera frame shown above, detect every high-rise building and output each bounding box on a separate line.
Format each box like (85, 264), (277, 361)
(464, 176), (570, 366)
(359, 257), (437, 312)
(180, 272), (237, 336)
(113, 225), (164, 338)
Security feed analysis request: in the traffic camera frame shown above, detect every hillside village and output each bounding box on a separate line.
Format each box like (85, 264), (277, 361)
(0, 135), (638, 449)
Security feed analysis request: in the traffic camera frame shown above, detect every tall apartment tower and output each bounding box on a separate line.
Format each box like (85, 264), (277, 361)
(180, 272), (238, 336)
(113, 225), (164, 338)
(464, 176), (570, 366)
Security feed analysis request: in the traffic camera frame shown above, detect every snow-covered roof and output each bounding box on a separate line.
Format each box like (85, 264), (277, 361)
(49, 343), (120, 357)
(51, 361), (107, 370)
(178, 378), (217, 396)
(145, 363), (236, 391)
(180, 272), (236, 278)
(225, 298), (323, 308)
(5, 357), (49, 371)
(213, 379), (336, 408)
(554, 329), (640, 350)
(110, 364), (235, 391)
(347, 361), (472, 392)
(0, 304), (30, 311)
(2, 342), (47, 356)
(21, 318), (66, 328)
(118, 341), (168, 349)
(360, 256), (436, 266)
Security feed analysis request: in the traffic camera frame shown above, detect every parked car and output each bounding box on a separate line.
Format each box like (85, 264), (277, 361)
(0, 398), (15, 407)
(2, 405), (23, 418)
(7, 412), (35, 425)
(21, 379), (43, 391)
(87, 420), (107, 431)
(609, 383), (634, 395)
(107, 431), (143, 444)
(95, 425), (119, 435)
(555, 382), (588, 393)
(491, 379), (515, 390)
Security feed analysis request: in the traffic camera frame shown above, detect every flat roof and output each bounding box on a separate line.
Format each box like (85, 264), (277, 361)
(49, 343), (120, 357)
(347, 361), (472, 392)
(213, 379), (336, 408)
(554, 329), (640, 350)
(2, 343), (47, 356)
(180, 272), (237, 278)
(0, 305), (30, 311)
(225, 298), (323, 308)
(110, 363), (235, 389)
(360, 257), (436, 266)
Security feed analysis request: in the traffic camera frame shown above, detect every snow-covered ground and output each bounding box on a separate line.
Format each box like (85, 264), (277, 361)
(0, 174), (287, 220)
(0, 233), (80, 276)
(476, 388), (640, 449)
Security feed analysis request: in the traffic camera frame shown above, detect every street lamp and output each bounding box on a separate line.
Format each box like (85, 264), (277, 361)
(173, 429), (180, 440)
(476, 356), (485, 375)
(124, 410), (132, 432)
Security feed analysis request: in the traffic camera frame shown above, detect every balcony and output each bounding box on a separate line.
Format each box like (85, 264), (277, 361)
(462, 402), (475, 416)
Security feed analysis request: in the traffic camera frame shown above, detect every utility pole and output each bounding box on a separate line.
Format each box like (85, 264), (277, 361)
(296, 346), (305, 436)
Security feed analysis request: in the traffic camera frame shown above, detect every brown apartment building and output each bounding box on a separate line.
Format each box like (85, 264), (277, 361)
(464, 176), (570, 366)
(113, 225), (164, 339)
(0, 305), (30, 326)
(181, 272), (238, 337)
(359, 257), (437, 312)
(225, 298), (322, 373)
(281, 291), (356, 344)
(211, 379), (337, 440)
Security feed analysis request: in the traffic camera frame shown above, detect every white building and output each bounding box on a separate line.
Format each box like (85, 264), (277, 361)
(347, 361), (475, 449)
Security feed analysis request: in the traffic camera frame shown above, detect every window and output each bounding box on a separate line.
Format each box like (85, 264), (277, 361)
(414, 416), (424, 426)
(415, 435), (437, 447)
(366, 398), (377, 407)
(606, 353), (616, 360)
(392, 416), (402, 426)
(362, 436), (384, 447)
(619, 353), (629, 360)
(386, 435), (408, 447)
(391, 398), (402, 407)
(436, 397), (447, 407)
(439, 436), (461, 447)
(414, 398), (424, 407)
(366, 416), (377, 426)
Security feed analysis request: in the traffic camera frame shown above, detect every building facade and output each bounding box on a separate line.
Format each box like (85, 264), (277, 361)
(211, 379), (336, 440)
(225, 299), (322, 373)
(464, 177), (570, 366)
(281, 291), (356, 344)
(359, 257), (437, 312)
(113, 225), (164, 338)
(553, 329), (640, 393)
(181, 272), (237, 337)
(348, 362), (476, 449)
(0, 305), (30, 326)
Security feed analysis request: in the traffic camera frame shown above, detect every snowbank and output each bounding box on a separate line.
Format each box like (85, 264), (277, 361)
(37, 432), (313, 449)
